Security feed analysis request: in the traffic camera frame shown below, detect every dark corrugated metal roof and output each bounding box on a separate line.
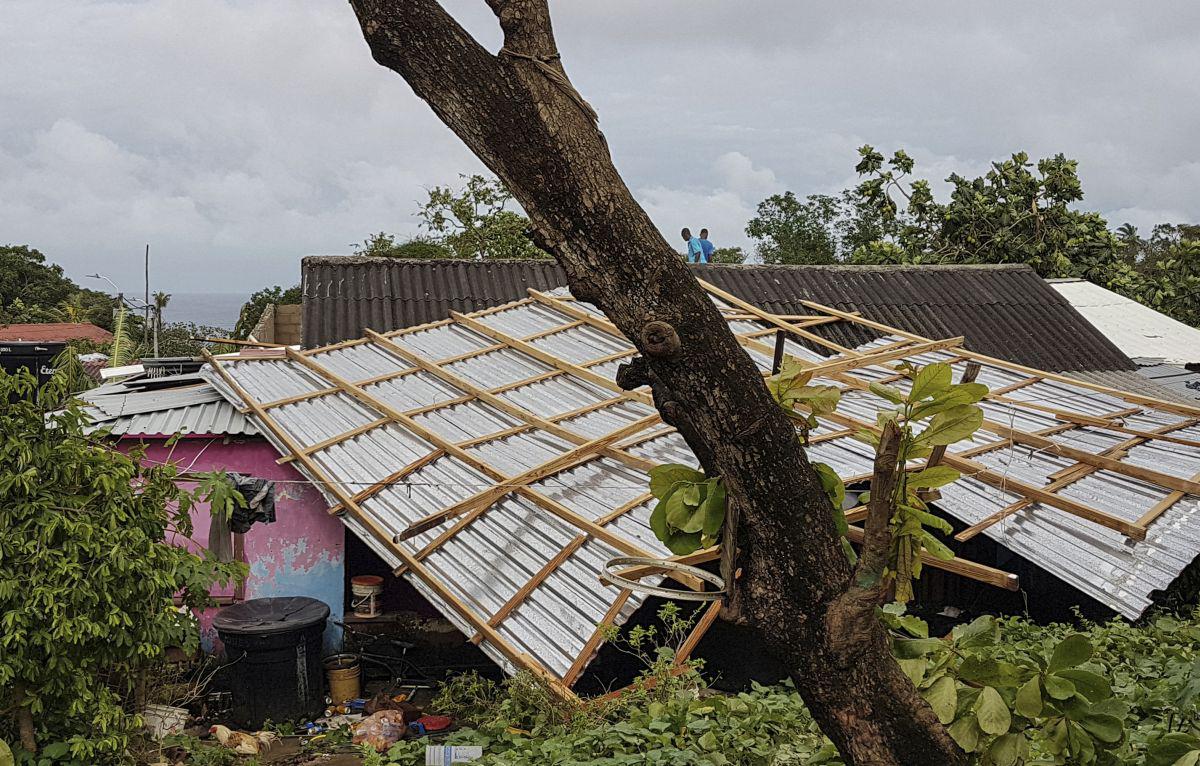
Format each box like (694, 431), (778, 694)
(301, 258), (1136, 373)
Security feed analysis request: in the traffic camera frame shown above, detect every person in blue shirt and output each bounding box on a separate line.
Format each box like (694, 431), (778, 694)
(699, 229), (715, 263)
(681, 228), (707, 264)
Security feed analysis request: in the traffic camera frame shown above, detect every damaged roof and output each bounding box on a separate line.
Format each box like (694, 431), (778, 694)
(207, 281), (1200, 691)
(79, 376), (258, 437)
(301, 258), (1135, 374)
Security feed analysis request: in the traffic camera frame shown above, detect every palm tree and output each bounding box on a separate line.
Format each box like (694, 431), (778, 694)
(55, 293), (88, 323)
(151, 291), (171, 357)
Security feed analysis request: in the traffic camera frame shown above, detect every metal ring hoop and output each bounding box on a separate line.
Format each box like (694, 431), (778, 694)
(601, 556), (726, 602)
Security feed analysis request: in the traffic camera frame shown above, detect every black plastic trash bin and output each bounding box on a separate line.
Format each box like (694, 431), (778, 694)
(213, 597), (330, 728)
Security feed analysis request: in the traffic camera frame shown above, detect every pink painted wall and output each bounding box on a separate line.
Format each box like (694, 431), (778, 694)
(125, 436), (345, 653)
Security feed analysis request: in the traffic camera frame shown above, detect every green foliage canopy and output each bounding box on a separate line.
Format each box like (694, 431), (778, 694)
(0, 369), (245, 759)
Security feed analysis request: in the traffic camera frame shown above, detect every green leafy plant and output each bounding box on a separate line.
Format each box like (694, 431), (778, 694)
(646, 464), (725, 555)
(0, 368), (246, 760)
(881, 606), (1127, 765)
(855, 361), (987, 600)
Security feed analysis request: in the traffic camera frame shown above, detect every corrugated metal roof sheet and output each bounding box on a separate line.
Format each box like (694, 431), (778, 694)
(302, 259), (1135, 373)
(1067, 370), (1200, 405)
(1050, 278), (1200, 365)
(207, 287), (1200, 689)
(79, 379), (257, 437)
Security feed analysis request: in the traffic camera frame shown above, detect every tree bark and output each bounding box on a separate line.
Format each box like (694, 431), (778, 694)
(346, 2), (965, 763)
(14, 683), (37, 753)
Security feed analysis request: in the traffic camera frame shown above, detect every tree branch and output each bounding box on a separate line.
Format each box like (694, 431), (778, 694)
(854, 419), (902, 597)
(485, 0), (557, 57)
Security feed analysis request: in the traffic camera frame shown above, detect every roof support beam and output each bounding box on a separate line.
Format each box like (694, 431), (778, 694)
(365, 329), (654, 472)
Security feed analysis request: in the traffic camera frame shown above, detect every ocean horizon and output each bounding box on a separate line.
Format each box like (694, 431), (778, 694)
(161, 292), (248, 331)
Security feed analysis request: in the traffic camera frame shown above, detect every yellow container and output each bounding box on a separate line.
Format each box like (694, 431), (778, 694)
(324, 653), (361, 703)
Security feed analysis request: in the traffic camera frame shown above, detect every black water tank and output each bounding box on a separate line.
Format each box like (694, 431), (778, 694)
(0, 341), (66, 387)
(214, 597), (330, 728)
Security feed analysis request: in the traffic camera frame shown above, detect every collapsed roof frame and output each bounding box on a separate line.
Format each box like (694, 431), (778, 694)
(203, 279), (1200, 697)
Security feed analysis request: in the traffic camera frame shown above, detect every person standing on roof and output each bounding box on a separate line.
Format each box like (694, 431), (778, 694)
(681, 228), (707, 264)
(699, 229), (715, 264)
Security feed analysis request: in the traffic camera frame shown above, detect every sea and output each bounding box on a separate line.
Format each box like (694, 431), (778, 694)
(162, 292), (249, 332)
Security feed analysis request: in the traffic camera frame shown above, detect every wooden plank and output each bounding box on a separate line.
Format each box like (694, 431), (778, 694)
(796, 298), (1200, 419)
(980, 419), (1200, 497)
(990, 376), (1043, 396)
(277, 415), (391, 464)
(327, 449), (445, 515)
(695, 279), (859, 355)
(562, 589), (633, 687)
(1136, 471), (1200, 528)
(395, 414), (660, 541)
(596, 492), (654, 525)
(257, 366), (421, 410)
(795, 337), (964, 380)
(451, 311), (654, 406)
(366, 329), (654, 472)
(469, 534), (590, 645)
(843, 526), (1020, 591)
(675, 600), (724, 666)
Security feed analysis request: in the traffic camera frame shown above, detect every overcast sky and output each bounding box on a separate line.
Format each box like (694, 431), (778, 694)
(3, 1), (1198, 294)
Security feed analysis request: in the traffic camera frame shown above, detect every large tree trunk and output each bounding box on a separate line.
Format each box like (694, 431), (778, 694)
(347, 2), (965, 763)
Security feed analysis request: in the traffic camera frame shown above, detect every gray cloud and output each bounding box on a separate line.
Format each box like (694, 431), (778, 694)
(2, 1), (1197, 292)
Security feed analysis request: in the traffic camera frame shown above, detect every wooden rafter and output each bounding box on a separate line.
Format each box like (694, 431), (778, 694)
(365, 328), (654, 472)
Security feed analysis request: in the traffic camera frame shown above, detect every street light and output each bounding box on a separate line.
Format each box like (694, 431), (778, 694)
(87, 272), (158, 357)
(86, 273), (146, 308)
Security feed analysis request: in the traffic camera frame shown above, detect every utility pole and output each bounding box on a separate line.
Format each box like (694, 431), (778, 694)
(145, 244), (158, 358)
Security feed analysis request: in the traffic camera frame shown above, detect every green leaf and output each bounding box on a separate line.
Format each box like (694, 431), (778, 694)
(663, 491), (695, 531)
(699, 479), (726, 536)
(947, 715), (981, 753)
(898, 657), (927, 686)
(893, 638), (945, 659)
(952, 615), (998, 648)
(923, 675), (958, 725)
(1015, 676), (1043, 718)
(869, 381), (906, 404)
(648, 464), (705, 499)
(920, 532), (955, 561)
(1146, 734), (1200, 766)
(1048, 634), (1093, 672)
(663, 528), (704, 556)
(910, 363), (952, 401)
(987, 733), (1025, 766)
(906, 465), (961, 489)
(915, 404), (984, 446)
(1079, 712), (1124, 744)
(910, 383), (990, 420)
(697, 730), (718, 750)
(1056, 668), (1111, 702)
(812, 462), (846, 511)
(1043, 674), (1077, 700)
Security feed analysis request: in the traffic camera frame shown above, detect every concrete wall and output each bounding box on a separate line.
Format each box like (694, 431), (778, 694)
(128, 436), (345, 653)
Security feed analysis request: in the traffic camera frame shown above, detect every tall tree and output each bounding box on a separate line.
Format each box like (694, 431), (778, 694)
(418, 173), (551, 259)
(346, 2), (964, 763)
